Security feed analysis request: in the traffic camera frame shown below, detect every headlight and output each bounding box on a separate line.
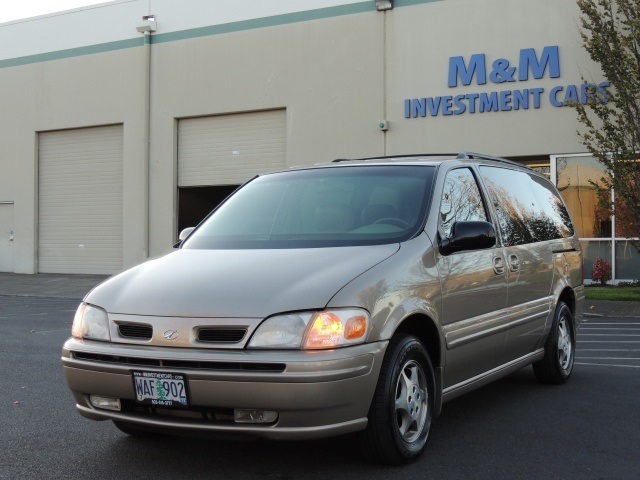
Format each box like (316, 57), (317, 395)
(71, 303), (111, 342)
(248, 309), (370, 350)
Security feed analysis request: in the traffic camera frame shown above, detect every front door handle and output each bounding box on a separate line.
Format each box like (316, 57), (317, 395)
(493, 256), (505, 275)
(509, 254), (519, 272)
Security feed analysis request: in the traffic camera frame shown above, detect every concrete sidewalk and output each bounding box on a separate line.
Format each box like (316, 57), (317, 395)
(1, 272), (639, 317)
(584, 299), (640, 318)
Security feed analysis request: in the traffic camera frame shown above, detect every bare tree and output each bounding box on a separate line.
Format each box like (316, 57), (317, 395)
(574, 0), (640, 249)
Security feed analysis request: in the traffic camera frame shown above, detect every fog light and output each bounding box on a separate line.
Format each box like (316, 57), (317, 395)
(90, 395), (121, 411)
(234, 409), (278, 424)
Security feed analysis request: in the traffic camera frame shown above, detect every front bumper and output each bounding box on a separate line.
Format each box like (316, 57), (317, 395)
(61, 338), (387, 440)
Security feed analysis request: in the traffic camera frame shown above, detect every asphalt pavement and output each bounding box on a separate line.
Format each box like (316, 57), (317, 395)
(1, 295), (639, 479)
(1, 274), (639, 479)
(0, 273), (108, 299)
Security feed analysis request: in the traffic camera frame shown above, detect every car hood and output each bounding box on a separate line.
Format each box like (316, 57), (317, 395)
(85, 245), (399, 317)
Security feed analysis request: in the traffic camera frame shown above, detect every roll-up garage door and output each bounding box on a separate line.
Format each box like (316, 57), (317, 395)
(178, 109), (286, 187)
(38, 125), (123, 274)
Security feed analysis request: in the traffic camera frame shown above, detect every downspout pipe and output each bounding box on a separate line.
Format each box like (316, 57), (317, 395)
(376, 1), (392, 156)
(136, 15), (156, 260)
(143, 29), (151, 260)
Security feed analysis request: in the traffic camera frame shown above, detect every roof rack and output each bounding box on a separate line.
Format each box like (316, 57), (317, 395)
(456, 152), (534, 170)
(331, 152), (535, 171)
(332, 153), (458, 163)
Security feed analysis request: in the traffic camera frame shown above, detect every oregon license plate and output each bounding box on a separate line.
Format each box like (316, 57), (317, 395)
(132, 371), (189, 408)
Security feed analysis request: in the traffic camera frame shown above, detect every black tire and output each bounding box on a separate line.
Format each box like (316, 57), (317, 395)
(359, 334), (435, 465)
(113, 420), (152, 437)
(533, 301), (575, 384)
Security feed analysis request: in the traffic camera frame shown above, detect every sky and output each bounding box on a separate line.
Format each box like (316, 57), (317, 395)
(0, 0), (111, 24)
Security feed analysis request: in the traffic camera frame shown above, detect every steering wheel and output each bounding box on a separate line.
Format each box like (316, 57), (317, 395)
(373, 217), (411, 229)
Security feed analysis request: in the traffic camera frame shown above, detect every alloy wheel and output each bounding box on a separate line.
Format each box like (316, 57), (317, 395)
(395, 359), (428, 443)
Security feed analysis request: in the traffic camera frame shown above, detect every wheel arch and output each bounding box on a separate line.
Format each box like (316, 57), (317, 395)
(558, 287), (575, 313)
(393, 314), (442, 370)
(557, 286), (577, 340)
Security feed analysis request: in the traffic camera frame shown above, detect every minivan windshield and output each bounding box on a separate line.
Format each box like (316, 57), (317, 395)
(183, 165), (435, 249)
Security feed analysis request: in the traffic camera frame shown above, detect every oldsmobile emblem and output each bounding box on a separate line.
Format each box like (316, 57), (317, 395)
(163, 329), (179, 340)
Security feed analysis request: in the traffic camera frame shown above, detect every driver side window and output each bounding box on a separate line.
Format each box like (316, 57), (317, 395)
(439, 168), (488, 238)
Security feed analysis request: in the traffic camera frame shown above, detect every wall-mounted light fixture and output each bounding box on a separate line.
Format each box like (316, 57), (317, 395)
(375, 0), (393, 11)
(136, 14), (157, 33)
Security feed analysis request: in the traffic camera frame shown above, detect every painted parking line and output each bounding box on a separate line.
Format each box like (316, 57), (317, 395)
(580, 328), (640, 330)
(578, 349), (640, 352)
(579, 334), (640, 336)
(583, 323), (640, 325)
(576, 357), (640, 360)
(577, 319), (640, 367)
(575, 362), (640, 368)
(579, 341), (640, 343)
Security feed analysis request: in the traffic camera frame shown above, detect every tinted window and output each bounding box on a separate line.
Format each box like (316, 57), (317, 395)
(439, 168), (488, 238)
(479, 166), (574, 246)
(184, 165), (435, 249)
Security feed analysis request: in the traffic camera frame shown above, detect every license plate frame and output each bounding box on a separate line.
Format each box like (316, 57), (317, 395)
(131, 370), (190, 408)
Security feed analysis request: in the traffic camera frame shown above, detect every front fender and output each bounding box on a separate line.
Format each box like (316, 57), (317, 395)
(327, 233), (445, 367)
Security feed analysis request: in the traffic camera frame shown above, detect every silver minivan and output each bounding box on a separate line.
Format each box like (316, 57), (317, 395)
(62, 152), (583, 464)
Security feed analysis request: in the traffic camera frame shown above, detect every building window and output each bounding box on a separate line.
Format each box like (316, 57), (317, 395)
(551, 154), (640, 282)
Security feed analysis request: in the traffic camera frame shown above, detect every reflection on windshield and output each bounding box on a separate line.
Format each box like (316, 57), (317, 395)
(183, 166), (435, 249)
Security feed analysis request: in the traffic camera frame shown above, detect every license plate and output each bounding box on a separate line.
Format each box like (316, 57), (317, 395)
(132, 371), (189, 408)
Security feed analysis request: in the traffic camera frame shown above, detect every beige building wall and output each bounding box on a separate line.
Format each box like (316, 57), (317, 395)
(386, 0), (603, 157)
(148, 11), (385, 255)
(0, 0), (607, 274)
(0, 49), (148, 273)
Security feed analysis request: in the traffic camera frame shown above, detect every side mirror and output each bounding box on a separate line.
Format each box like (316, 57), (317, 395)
(173, 227), (196, 248)
(439, 221), (496, 256)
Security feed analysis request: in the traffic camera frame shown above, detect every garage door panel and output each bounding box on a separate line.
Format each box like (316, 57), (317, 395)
(38, 125), (123, 274)
(178, 110), (286, 187)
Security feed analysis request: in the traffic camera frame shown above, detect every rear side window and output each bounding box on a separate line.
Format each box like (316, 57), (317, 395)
(479, 166), (574, 246)
(439, 168), (488, 238)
